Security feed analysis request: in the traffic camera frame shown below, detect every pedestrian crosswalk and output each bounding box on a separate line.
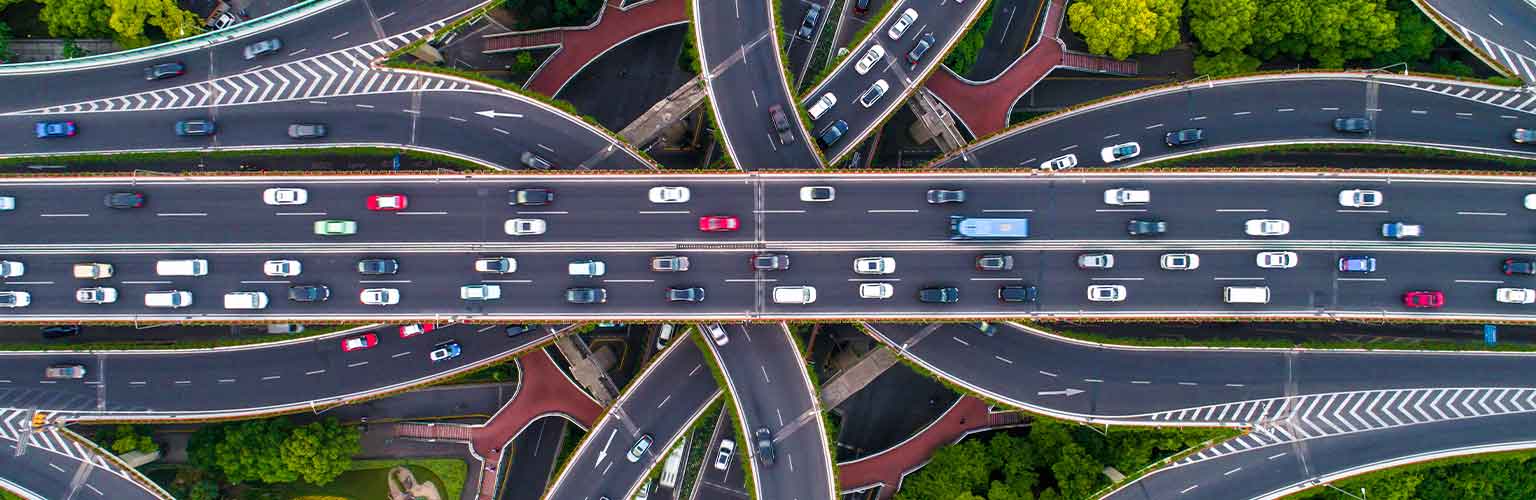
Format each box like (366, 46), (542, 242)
(9, 23), (475, 116)
(1448, 21), (1536, 84)
(1139, 387), (1536, 467)
(0, 409), (132, 481)
(1392, 79), (1536, 117)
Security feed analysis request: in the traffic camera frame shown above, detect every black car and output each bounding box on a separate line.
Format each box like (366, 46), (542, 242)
(906, 33), (935, 69)
(1504, 258), (1536, 276)
(288, 285), (331, 302)
(926, 189), (966, 204)
(175, 119), (216, 136)
(1127, 219), (1167, 236)
(1164, 128), (1205, 147)
(103, 191), (145, 209)
(755, 427), (777, 466)
(510, 188), (555, 206)
(666, 287), (706, 302)
(796, 3), (823, 40)
(852, 0), (871, 14)
(41, 325), (81, 338)
(919, 286), (960, 303)
(818, 120), (848, 148)
(768, 104), (795, 144)
(143, 61), (185, 80)
(566, 287), (608, 304)
(998, 285), (1039, 303)
(356, 258), (400, 275)
(751, 253), (791, 271)
(976, 254), (1013, 271)
(505, 324), (539, 337)
(1333, 117), (1372, 133)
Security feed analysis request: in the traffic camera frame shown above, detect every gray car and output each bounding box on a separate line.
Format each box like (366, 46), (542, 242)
(242, 38), (282, 60)
(287, 123), (326, 139)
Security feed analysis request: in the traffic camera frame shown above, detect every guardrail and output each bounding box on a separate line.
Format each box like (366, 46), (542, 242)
(0, 0), (349, 75)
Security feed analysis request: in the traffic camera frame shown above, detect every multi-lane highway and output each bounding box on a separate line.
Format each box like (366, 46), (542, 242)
(0, 414), (165, 500)
(543, 335), (720, 500)
(801, 0), (989, 162)
(694, 0), (823, 168)
(5, 173), (1536, 321)
(1418, 0), (1536, 83)
(939, 74), (1536, 169)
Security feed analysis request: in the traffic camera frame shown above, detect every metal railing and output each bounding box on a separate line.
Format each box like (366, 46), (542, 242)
(0, 0), (348, 74)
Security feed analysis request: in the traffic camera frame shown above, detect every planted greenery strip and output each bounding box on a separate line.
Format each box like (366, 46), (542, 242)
(0, 324), (363, 353)
(348, 458), (469, 500)
(798, 0), (846, 95)
(677, 399), (726, 499)
(801, 0), (898, 100)
(689, 332), (758, 498)
(1288, 447), (1536, 499)
(698, 96), (738, 169)
(1035, 323), (1536, 352)
(1134, 143), (1536, 170)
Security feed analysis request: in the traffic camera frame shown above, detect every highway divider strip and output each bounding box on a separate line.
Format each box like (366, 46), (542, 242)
(1256, 440), (1536, 500)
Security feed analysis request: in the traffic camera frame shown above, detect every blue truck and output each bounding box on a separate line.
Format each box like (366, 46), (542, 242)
(950, 216), (1029, 239)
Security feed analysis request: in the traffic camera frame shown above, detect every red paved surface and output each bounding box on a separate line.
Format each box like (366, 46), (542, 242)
(837, 396), (1025, 499)
(466, 349), (603, 499)
(924, 0), (1067, 137)
(488, 0), (689, 97)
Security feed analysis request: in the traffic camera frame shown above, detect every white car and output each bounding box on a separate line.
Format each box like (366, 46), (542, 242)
(1497, 287), (1535, 304)
(262, 188), (308, 205)
(0, 260), (23, 278)
(1338, 189), (1382, 208)
(360, 288), (400, 306)
(855, 44), (885, 74)
(772, 286), (817, 304)
(568, 260), (606, 277)
(648, 186), (690, 203)
(505, 218), (547, 235)
(1099, 142), (1141, 163)
(800, 186), (836, 202)
(714, 439), (735, 471)
(1087, 285), (1126, 302)
(1256, 251), (1298, 269)
(705, 323), (729, 346)
(887, 8), (918, 39)
(859, 283), (894, 299)
(1039, 154), (1078, 171)
(75, 287), (117, 304)
(460, 284), (502, 301)
(1525, 193), (1536, 210)
(263, 259), (301, 277)
(1245, 219), (1290, 236)
(1103, 188), (1149, 205)
(853, 256), (896, 274)
(1159, 253), (1200, 270)
(474, 257), (517, 273)
(807, 92), (837, 120)
(0, 291), (29, 308)
(0, 196), (14, 211)
(1077, 253), (1114, 269)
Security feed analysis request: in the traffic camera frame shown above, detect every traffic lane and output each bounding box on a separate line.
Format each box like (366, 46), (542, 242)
(868, 322), (1289, 417)
(549, 339), (719, 500)
(371, 0), (490, 37)
(76, 323), (545, 413)
(951, 79), (1536, 168)
(1111, 411), (1536, 500)
(695, 0), (772, 66)
(415, 90), (650, 170)
(0, 177), (755, 245)
(805, 0), (988, 160)
(501, 416), (567, 500)
(713, 323), (829, 500)
(0, 252), (760, 317)
(0, 446), (162, 500)
(710, 39), (823, 169)
(781, 0), (831, 76)
(1421, 0), (1536, 64)
(0, 356), (101, 411)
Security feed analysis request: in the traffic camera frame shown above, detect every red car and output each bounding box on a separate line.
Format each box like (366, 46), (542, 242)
(399, 323), (435, 338)
(1402, 291), (1445, 309)
(367, 194), (408, 211)
(341, 333), (378, 352)
(698, 215), (739, 232)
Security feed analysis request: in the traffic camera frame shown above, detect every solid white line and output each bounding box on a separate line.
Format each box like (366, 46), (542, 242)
(1144, 123), (1163, 129)
(240, 280), (289, 284)
(396, 211), (448, 215)
(305, 369), (325, 375)
(755, 210), (806, 214)
(332, 32), (350, 40)
(493, 128), (510, 135)
(1322, 107), (1340, 111)
(1232, 111), (1251, 116)
(638, 210), (690, 214)
(1455, 279), (1504, 284)
(1, 281), (52, 285)
(355, 104), (375, 109)
(1336, 278), (1386, 282)
(275, 212), (327, 216)
(1085, 378), (1103, 383)
(1038, 370), (1057, 377)
(602, 279), (654, 283)
(39, 213), (88, 217)
(377, 11), (396, 21)
(261, 375), (281, 381)
(994, 355), (1013, 364)
(347, 361), (368, 368)
(308, 100), (329, 105)
(867, 209), (919, 213)
(969, 277), (1021, 281)
(392, 351), (411, 358)
(1092, 277), (1145, 281)
(1216, 208), (1267, 213)
(1276, 108), (1294, 112)
(1458, 211), (1507, 216)
(1213, 277), (1263, 281)
(982, 209), (1034, 213)
(156, 213), (207, 217)
(448, 116), (467, 122)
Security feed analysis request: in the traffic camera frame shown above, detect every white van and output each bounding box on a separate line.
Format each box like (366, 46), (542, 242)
(156, 259), (208, 277)
(144, 290), (193, 308)
(1223, 286), (1271, 304)
(772, 286), (817, 304)
(223, 291), (269, 310)
(807, 92), (837, 120)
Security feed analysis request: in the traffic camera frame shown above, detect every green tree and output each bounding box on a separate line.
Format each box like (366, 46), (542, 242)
(0, 22), (16, 63)
(1066, 0), (1183, 60)
(38, 0), (112, 39)
(1050, 442), (1105, 499)
(894, 438), (991, 499)
(551, 0), (601, 25)
(1193, 48), (1261, 76)
(189, 417), (359, 486)
(59, 38), (86, 58)
(280, 419), (361, 485)
(105, 425), (158, 455)
(1369, 0), (1443, 66)
(513, 51), (537, 73)
(944, 4), (994, 76)
(1249, 0), (1398, 68)
(1187, 0), (1255, 53)
(104, 0), (203, 47)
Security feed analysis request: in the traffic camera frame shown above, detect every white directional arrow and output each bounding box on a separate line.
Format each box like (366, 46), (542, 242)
(594, 428), (617, 467)
(476, 109), (524, 119)
(1037, 388), (1085, 397)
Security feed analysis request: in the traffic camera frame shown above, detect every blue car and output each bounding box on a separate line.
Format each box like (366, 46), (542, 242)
(34, 121), (76, 138)
(1339, 256), (1377, 273)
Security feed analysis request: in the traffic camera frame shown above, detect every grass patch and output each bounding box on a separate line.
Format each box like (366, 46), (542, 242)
(1286, 447), (1536, 499)
(0, 147), (490, 173)
(547, 423), (587, 491)
(0, 488), (23, 500)
(677, 399), (726, 499)
(797, 0), (845, 94)
(280, 461), (455, 500)
(346, 458), (467, 500)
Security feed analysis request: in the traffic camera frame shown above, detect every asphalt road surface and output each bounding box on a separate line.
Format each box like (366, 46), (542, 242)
(695, 0), (823, 169)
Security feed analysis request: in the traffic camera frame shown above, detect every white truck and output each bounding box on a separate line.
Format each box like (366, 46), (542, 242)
(223, 291), (270, 310)
(1103, 188), (1150, 205)
(156, 259), (208, 276)
(568, 260), (606, 277)
(72, 263), (113, 279)
(1381, 222), (1421, 239)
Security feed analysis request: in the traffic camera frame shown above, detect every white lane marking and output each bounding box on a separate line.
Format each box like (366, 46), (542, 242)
(1490, 13), (1505, 26)
(1, 281), (52, 285)
(1268, 452), (1288, 460)
(129, 381), (146, 385)
(355, 104), (375, 109)
(1456, 279), (1504, 284)
(755, 209), (806, 214)
(1458, 211), (1507, 216)
(1191, 115), (1207, 121)
(1178, 382), (1198, 386)
(1144, 123), (1164, 129)
(332, 31), (350, 40)
(448, 116), (468, 122)
(638, 210), (690, 214)
(1084, 378), (1103, 383)
(1131, 380), (1151, 384)
(1321, 107), (1340, 111)
(401, 109), (420, 114)
(377, 11), (396, 21)
(262, 375), (281, 381)
(1337, 278), (1386, 282)
(602, 279), (654, 283)
(1213, 277), (1264, 281)
(994, 355), (1013, 364)
(1225, 383), (1245, 387)
(84, 484), (102, 496)
(969, 277), (1022, 281)
(156, 212), (207, 217)
(276, 212), (327, 216)
(1091, 277), (1145, 281)
(724, 279), (776, 283)
(657, 395), (671, 408)
(39, 213), (88, 217)
(493, 128), (510, 135)
(1232, 111), (1251, 116)
(1224, 467), (1242, 476)
(1060, 144), (1078, 152)
(1216, 208), (1267, 212)
(308, 100), (329, 105)
(952, 337), (970, 346)
(396, 211), (448, 215)
(1411, 110), (1427, 114)
(49, 463), (65, 473)
(392, 351), (412, 358)
(305, 369), (325, 375)
(359, 280), (411, 284)
(347, 361), (368, 368)
(1276, 108), (1294, 112)
(121, 280), (171, 284)
(982, 209), (1033, 213)
(539, 143), (556, 152)
(287, 49), (307, 56)
(483, 279), (534, 283)
(217, 378), (235, 383)
(867, 209), (919, 213)
(1094, 208), (1146, 212)
(1038, 370), (1057, 377)
(1336, 209), (1388, 213)
(847, 278), (901, 282)
(240, 280), (288, 284)
(516, 211), (568, 215)
(1103, 133), (1120, 139)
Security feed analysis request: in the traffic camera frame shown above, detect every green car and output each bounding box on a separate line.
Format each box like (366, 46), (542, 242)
(313, 219), (357, 235)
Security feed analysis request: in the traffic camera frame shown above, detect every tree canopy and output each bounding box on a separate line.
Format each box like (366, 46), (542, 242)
(188, 417), (360, 485)
(1066, 0), (1183, 60)
(34, 0), (201, 48)
(1189, 0), (1443, 76)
